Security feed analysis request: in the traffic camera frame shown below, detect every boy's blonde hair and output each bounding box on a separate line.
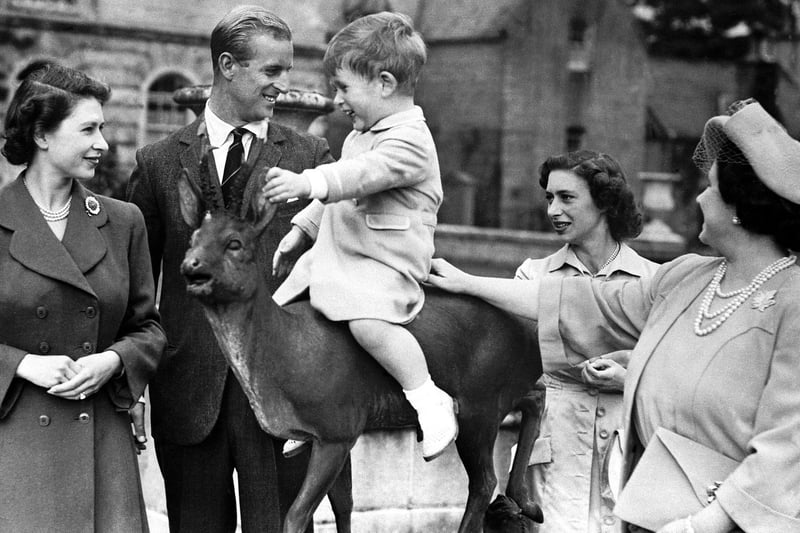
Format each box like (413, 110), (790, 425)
(323, 11), (427, 94)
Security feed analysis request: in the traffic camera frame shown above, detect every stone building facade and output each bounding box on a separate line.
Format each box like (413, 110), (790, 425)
(2, 0), (652, 234)
(411, 0), (649, 230)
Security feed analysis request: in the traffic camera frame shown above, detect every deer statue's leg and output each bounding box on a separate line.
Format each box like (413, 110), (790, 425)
(327, 453), (353, 533)
(506, 387), (545, 523)
(283, 440), (354, 533)
(454, 412), (500, 533)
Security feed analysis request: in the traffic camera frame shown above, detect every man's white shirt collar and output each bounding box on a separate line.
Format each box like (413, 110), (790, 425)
(203, 106), (269, 183)
(203, 106), (268, 147)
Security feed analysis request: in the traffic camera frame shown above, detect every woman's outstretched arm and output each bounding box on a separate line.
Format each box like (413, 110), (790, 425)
(428, 258), (541, 320)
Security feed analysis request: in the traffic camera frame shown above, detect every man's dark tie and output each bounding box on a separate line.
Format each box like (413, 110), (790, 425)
(221, 127), (247, 207)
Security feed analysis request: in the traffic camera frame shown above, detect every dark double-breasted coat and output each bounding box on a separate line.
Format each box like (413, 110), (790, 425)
(0, 177), (165, 532)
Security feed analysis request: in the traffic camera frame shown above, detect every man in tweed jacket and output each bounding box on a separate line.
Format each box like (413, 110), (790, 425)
(127, 6), (333, 531)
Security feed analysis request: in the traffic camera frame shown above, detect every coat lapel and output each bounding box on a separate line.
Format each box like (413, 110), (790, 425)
(61, 181), (108, 275)
(0, 178), (97, 297)
(621, 260), (719, 454)
(240, 125), (286, 218)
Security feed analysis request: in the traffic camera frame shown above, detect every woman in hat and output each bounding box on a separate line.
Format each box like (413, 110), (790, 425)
(518, 150), (657, 533)
(429, 99), (800, 532)
(0, 62), (164, 531)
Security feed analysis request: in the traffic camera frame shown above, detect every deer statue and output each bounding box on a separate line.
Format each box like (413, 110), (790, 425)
(177, 153), (545, 532)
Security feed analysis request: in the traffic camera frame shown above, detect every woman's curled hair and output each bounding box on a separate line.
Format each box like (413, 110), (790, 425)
(539, 150), (643, 241)
(717, 150), (800, 251)
(2, 61), (110, 166)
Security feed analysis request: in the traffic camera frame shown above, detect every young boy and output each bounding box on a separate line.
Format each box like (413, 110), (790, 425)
(265, 11), (457, 461)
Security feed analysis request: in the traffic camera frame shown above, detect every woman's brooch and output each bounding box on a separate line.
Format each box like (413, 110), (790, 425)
(751, 290), (777, 312)
(85, 195), (101, 216)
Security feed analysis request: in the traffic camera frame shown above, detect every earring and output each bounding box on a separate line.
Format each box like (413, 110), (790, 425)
(732, 216), (741, 225)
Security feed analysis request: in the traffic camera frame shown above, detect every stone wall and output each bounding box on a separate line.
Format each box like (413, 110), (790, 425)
(139, 408), (522, 533)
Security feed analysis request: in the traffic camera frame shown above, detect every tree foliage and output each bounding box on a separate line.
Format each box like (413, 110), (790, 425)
(634, 0), (798, 59)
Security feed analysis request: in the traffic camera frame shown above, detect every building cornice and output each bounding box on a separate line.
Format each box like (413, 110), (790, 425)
(0, 14), (325, 56)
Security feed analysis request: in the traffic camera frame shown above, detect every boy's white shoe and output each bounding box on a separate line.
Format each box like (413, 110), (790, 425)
(404, 379), (459, 461)
(282, 439), (308, 458)
(418, 392), (459, 461)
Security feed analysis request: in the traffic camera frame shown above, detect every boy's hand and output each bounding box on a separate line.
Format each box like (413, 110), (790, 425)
(273, 226), (311, 278)
(263, 167), (311, 203)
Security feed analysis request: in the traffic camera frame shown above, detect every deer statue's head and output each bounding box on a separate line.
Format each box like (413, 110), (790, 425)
(178, 137), (277, 305)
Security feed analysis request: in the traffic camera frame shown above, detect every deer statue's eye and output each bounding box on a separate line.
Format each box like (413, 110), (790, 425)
(227, 239), (243, 251)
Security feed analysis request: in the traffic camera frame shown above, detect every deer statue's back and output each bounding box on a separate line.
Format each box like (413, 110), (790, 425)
(178, 171), (544, 533)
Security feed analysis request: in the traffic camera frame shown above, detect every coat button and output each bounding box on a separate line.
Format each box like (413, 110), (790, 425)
(78, 413), (90, 423)
(38, 415), (50, 426)
(597, 407), (606, 417)
(599, 429), (610, 439)
(82, 342), (93, 354)
(36, 306), (48, 319)
(38, 341), (50, 354)
(85, 306), (97, 318)
(603, 515), (616, 525)
(587, 388), (599, 396)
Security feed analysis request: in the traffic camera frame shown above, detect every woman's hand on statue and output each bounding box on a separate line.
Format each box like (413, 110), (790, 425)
(47, 350), (121, 400)
(581, 357), (626, 391)
(272, 225), (311, 278)
(16, 354), (81, 389)
(427, 258), (471, 293)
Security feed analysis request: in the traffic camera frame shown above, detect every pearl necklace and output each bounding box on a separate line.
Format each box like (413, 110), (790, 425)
(694, 255), (797, 336)
(22, 177), (71, 222)
(595, 243), (620, 276)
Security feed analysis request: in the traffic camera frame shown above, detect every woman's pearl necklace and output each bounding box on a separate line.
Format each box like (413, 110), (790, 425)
(597, 243), (621, 275)
(694, 255), (797, 336)
(22, 177), (71, 222)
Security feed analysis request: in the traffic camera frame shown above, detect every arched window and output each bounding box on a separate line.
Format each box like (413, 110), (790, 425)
(144, 73), (193, 145)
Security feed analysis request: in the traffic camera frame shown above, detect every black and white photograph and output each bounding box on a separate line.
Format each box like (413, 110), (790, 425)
(2, 1), (799, 532)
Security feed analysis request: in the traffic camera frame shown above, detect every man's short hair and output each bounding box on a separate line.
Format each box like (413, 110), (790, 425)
(210, 5), (292, 73)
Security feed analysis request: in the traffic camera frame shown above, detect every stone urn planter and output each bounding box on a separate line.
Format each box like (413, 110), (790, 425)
(173, 85), (334, 132)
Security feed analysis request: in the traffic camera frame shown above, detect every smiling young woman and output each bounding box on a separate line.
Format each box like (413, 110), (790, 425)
(507, 150), (658, 532)
(0, 61), (164, 532)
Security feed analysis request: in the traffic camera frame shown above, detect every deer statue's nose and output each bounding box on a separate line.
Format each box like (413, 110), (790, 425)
(180, 255), (200, 276)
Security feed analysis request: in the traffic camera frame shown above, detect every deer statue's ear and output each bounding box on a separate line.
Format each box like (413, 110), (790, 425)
(249, 184), (278, 234)
(178, 168), (203, 228)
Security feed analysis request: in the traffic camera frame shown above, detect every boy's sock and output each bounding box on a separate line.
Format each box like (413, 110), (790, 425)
(403, 376), (458, 461)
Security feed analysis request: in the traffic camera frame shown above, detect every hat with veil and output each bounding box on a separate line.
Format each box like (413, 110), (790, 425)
(693, 98), (800, 204)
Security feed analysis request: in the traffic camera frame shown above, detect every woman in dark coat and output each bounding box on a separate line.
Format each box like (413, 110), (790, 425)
(0, 63), (165, 531)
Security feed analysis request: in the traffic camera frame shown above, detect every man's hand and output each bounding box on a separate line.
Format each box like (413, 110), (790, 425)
(130, 399), (148, 454)
(263, 167), (311, 203)
(273, 226), (311, 278)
